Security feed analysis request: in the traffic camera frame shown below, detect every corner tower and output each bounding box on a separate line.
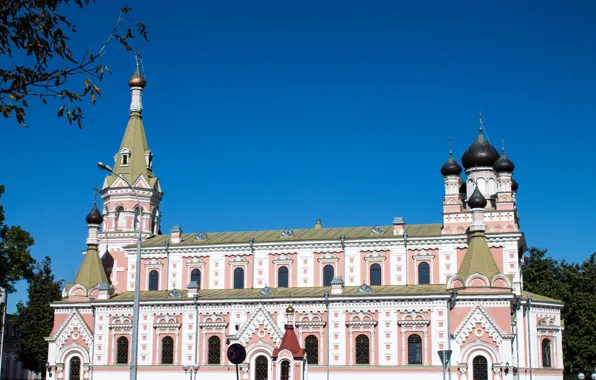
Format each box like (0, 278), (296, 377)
(98, 66), (164, 266)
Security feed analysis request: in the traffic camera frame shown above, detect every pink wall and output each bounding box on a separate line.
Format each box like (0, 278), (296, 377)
(268, 253), (298, 288)
(224, 255), (253, 289)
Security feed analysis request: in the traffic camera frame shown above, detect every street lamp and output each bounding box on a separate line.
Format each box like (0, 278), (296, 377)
(183, 365), (200, 380)
(578, 373), (585, 380)
(591, 372), (596, 380)
(97, 162), (143, 380)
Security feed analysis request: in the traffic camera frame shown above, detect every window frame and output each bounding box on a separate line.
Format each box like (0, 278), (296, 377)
(418, 262), (430, 285)
(148, 270), (159, 291)
(208, 336), (221, 365)
(116, 336), (129, 364)
(323, 264), (334, 287)
(369, 263), (382, 285)
(161, 336), (174, 364)
(233, 267), (245, 289)
(355, 334), (370, 365)
(542, 338), (552, 368)
(278, 266), (289, 288)
(407, 333), (422, 365)
(305, 335), (319, 365)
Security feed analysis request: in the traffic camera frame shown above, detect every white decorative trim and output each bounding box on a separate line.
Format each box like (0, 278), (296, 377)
(153, 314), (181, 330)
(144, 258), (163, 269)
(346, 311), (377, 328)
(229, 304), (283, 346)
(108, 315), (133, 330)
(199, 314), (228, 329)
(272, 254), (294, 265)
(364, 251), (386, 262)
(295, 312), (326, 328)
(453, 304), (508, 346)
(54, 309), (93, 349)
(186, 257), (205, 268)
(229, 256), (249, 266)
(317, 252), (339, 263)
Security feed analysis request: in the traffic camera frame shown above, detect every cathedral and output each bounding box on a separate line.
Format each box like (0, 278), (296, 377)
(46, 68), (563, 380)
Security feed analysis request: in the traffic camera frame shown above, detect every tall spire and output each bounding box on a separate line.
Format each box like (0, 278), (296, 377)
(106, 60), (156, 187)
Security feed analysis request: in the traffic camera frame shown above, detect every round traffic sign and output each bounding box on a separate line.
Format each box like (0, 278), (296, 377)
(227, 343), (247, 365)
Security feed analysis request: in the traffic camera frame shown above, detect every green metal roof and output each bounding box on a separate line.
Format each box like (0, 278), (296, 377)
(457, 232), (500, 281)
(106, 112), (158, 188)
(138, 223), (443, 248)
(71, 247), (108, 289)
(521, 291), (563, 304)
(92, 284), (452, 302)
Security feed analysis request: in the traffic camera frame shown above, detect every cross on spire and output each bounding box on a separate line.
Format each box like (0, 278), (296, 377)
(501, 133), (505, 153)
(449, 137), (453, 156)
(93, 185), (99, 205)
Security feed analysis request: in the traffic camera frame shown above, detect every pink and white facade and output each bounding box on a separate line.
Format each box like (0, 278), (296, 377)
(46, 70), (563, 380)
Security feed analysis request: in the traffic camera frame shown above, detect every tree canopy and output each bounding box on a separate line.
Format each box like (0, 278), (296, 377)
(0, 185), (35, 292)
(523, 247), (596, 378)
(0, 0), (148, 128)
(12, 256), (63, 378)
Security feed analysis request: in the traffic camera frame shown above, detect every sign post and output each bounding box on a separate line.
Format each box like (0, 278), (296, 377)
(438, 350), (453, 380)
(227, 343), (247, 380)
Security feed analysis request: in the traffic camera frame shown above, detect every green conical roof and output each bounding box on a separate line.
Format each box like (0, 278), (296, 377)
(72, 246), (108, 289)
(106, 112), (157, 187)
(457, 232), (500, 281)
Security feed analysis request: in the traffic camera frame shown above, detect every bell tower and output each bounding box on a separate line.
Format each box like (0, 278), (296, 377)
(98, 64), (164, 259)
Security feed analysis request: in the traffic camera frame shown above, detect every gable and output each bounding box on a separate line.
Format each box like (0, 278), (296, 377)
(453, 304), (507, 347)
(228, 304), (283, 346)
(53, 309), (94, 349)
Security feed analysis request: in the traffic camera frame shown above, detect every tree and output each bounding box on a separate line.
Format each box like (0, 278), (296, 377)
(523, 247), (596, 379)
(0, 0), (148, 128)
(0, 185), (35, 292)
(12, 256), (63, 378)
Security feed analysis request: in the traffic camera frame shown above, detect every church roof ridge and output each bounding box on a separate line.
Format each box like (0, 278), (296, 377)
(136, 223), (444, 247)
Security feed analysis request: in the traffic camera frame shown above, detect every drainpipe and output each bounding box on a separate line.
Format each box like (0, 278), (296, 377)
(514, 295), (522, 380)
(324, 292), (330, 380)
(339, 236), (345, 282)
(249, 239), (255, 289)
(525, 297), (533, 380)
(403, 232), (409, 284)
(193, 294), (199, 380)
(164, 242), (170, 290)
(90, 304), (96, 380)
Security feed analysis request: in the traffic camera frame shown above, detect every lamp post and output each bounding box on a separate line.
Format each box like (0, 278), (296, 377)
(446, 289), (457, 380)
(578, 373), (585, 380)
(97, 162), (143, 380)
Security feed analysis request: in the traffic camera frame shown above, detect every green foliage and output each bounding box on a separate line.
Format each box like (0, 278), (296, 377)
(0, 0), (148, 128)
(12, 256), (63, 378)
(0, 185), (35, 292)
(523, 247), (596, 377)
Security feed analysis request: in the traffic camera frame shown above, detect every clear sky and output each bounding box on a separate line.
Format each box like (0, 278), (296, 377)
(2, 0), (595, 312)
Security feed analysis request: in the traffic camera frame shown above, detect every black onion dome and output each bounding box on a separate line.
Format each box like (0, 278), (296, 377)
(441, 156), (462, 176)
(493, 153), (515, 173)
(86, 204), (104, 224)
(461, 129), (500, 169)
(468, 186), (487, 209)
(511, 178), (519, 192)
(459, 181), (466, 194)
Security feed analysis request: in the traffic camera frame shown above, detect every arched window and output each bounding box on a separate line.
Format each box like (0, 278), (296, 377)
(280, 360), (290, 380)
(418, 262), (430, 284)
(305, 335), (319, 365)
(133, 206), (141, 231)
(121, 148), (130, 165)
(254, 355), (268, 380)
(149, 270), (159, 291)
(161, 336), (174, 364)
(355, 334), (369, 364)
(191, 269), (201, 288)
(542, 339), (552, 368)
(208, 336), (221, 364)
(472, 355), (488, 380)
(407, 334), (422, 364)
(116, 336), (129, 364)
(477, 177), (486, 195)
(69, 356), (81, 380)
(323, 265), (334, 287)
(278, 266), (289, 288)
(370, 263), (381, 285)
(115, 206), (124, 230)
(234, 267), (244, 289)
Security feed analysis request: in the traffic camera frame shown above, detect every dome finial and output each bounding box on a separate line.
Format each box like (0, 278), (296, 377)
(449, 137), (453, 156)
(479, 110), (483, 133)
(86, 186), (104, 225)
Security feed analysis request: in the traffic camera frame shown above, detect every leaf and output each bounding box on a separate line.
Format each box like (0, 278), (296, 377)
(57, 105), (64, 117)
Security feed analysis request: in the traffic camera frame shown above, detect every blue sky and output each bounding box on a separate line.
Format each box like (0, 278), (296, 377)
(2, 0), (595, 311)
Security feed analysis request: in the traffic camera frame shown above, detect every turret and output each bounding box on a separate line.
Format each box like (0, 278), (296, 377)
(99, 64), (163, 253)
(494, 140), (516, 211)
(441, 143), (464, 215)
(461, 114), (500, 206)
